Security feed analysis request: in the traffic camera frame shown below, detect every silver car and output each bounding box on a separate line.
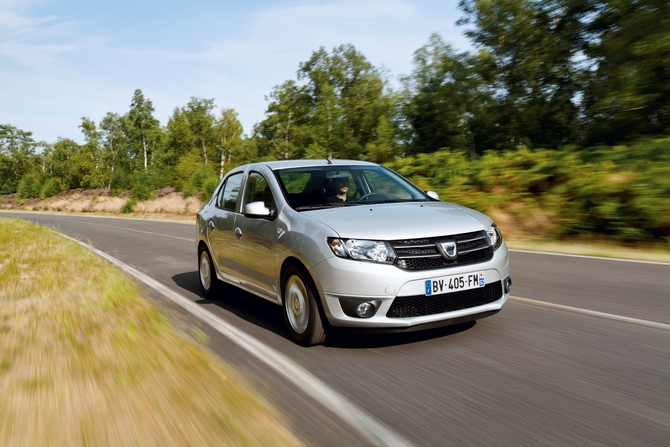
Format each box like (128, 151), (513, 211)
(196, 160), (511, 346)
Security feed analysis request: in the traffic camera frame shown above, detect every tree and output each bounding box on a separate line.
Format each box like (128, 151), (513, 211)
(257, 45), (400, 161)
(308, 83), (345, 160)
(127, 89), (161, 172)
(0, 124), (38, 194)
(163, 107), (194, 167)
(47, 138), (81, 189)
(458, 0), (582, 149)
(401, 34), (484, 158)
(582, 0), (670, 143)
(183, 97), (217, 167)
(99, 113), (129, 189)
(214, 108), (243, 178)
(297, 44), (399, 160)
(365, 114), (400, 162)
(257, 80), (311, 160)
(77, 117), (105, 188)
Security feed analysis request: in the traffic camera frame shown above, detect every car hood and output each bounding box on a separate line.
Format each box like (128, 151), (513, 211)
(303, 201), (492, 240)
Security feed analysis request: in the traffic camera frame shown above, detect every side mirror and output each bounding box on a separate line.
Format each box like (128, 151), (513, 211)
(244, 201), (272, 218)
(425, 190), (440, 200)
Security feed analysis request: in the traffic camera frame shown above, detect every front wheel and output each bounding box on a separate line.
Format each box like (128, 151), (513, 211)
(282, 266), (326, 346)
(198, 245), (219, 298)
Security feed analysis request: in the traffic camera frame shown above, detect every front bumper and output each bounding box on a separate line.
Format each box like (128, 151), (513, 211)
(309, 243), (510, 328)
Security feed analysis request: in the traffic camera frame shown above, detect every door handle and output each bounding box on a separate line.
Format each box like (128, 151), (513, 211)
(235, 227), (243, 239)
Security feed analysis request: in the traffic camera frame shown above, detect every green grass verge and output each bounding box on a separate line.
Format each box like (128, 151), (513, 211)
(0, 217), (302, 447)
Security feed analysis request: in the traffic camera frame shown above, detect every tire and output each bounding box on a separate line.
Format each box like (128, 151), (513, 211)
(282, 265), (326, 346)
(198, 245), (219, 298)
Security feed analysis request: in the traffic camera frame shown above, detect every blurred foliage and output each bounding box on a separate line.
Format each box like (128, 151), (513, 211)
(583, 0), (670, 144)
(388, 138), (670, 241)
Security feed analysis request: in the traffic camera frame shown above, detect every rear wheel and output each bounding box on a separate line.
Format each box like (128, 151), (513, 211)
(198, 245), (219, 298)
(282, 266), (326, 346)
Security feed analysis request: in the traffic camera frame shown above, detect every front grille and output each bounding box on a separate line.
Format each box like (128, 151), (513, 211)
(390, 230), (493, 271)
(387, 281), (503, 318)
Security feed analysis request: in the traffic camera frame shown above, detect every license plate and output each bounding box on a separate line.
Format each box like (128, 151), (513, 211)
(425, 272), (485, 296)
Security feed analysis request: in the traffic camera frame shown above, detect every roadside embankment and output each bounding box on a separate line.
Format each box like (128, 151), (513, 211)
(1, 183), (669, 263)
(0, 188), (202, 217)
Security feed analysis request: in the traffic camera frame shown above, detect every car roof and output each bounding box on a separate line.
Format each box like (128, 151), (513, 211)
(255, 159), (378, 171)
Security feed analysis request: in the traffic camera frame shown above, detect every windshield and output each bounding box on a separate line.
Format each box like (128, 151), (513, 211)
(275, 165), (429, 210)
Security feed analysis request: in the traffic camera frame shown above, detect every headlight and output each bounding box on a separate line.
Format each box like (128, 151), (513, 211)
(327, 238), (396, 264)
(486, 224), (503, 249)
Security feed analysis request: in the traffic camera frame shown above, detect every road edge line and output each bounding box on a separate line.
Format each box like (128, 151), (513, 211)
(59, 233), (415, 447)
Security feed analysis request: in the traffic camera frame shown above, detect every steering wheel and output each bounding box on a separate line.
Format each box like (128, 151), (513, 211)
(357, 193), (377, 202)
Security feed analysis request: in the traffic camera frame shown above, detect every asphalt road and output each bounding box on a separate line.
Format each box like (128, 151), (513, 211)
(3, 211), (669, 446)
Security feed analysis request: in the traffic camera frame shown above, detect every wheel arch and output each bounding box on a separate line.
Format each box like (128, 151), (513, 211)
(197, 239), (210, 255)
(279, 257), (325, 315)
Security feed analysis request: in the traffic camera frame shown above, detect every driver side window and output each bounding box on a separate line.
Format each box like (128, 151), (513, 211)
(244, 172), (276, 213)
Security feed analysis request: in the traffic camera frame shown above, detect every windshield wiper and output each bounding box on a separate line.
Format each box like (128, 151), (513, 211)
(294, 203), (334, 211)
(355, 199), (426, 205)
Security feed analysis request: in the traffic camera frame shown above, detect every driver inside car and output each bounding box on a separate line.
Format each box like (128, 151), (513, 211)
(326, 173), (350, 202)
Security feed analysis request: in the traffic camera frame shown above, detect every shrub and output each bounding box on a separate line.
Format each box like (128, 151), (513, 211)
(17, 174), (42, 199)
(175, 152), (219, 196)
(122, 198), (137, 214)
(190, 164), (219, 195)
(130, 171), (153, 201)
(203, 175), (220, 196)
(40, 178), (63, 198)
(131, 182), (152, 201)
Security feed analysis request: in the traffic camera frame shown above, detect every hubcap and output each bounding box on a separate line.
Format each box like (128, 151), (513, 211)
(285, 275), (309, 334)
(200, 251), (211, 290)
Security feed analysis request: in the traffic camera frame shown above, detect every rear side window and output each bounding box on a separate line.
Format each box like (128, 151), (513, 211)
(218, 172), (244, 211)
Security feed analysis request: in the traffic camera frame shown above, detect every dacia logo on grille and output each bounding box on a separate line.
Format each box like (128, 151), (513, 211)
(438, 240), (457, 260)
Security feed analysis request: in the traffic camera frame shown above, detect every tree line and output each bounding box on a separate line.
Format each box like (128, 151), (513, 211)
(1, 0), (668, 200)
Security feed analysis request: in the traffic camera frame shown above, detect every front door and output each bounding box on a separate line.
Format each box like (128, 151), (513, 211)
(233, 171), (279, 300)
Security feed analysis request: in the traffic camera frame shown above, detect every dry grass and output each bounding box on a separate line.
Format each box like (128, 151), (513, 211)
(21, 192), (126, 214)
(132, 193), (202, 215)
(1, 191), (202, 217)
(0, 218), (302, 447)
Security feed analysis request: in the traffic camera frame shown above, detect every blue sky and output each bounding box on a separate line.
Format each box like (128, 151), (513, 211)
(1, 0), (471, 144)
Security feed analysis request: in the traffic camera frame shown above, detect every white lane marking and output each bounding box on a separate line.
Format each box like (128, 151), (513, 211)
(60, 233), (415, 447)
(510, 296), (670, 331)
(57, 219), (193, 242)
(509, 249), (670, 266)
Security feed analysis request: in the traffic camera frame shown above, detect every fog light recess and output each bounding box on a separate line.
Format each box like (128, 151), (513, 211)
(339, 298), (382, 319)
(504, 276), (512, 294)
